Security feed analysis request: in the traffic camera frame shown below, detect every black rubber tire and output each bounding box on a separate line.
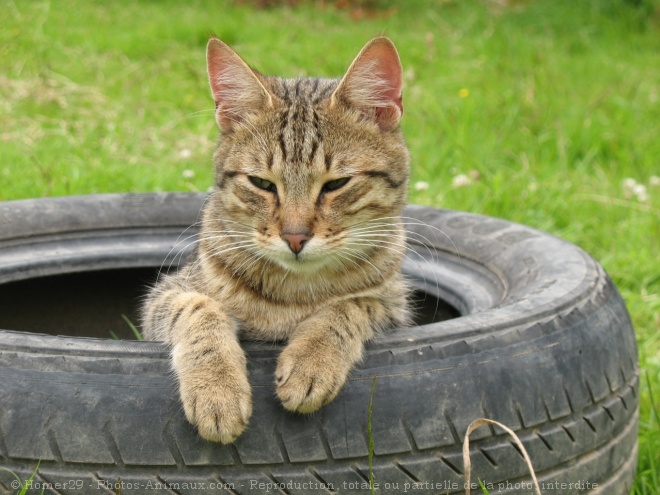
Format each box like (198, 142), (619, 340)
(0, 193), (638, 495)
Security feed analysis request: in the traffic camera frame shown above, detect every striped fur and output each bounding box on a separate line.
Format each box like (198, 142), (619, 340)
(141, 37), (410, 443)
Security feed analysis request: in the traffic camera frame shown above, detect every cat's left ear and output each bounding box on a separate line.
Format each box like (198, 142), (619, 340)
(331, 37), (403, 131)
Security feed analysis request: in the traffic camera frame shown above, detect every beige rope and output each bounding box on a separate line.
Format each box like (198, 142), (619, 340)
(463, 418), (542, 495)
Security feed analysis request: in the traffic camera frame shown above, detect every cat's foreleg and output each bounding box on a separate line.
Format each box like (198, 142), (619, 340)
(143, 290), (251, 443)
(275, 297), (388, 413)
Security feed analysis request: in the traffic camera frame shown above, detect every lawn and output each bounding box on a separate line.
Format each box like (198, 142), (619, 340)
(1, 0), (658, 492)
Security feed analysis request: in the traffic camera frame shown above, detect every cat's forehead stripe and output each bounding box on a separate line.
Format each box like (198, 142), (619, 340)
(268, 78), (339, 171)
(277, 97), (326, 167)
(270, 77), (337, 104)
(277, 109), (289, 163)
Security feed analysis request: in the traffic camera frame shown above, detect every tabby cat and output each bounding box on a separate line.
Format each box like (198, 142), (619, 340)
(141, 36), (410, 443)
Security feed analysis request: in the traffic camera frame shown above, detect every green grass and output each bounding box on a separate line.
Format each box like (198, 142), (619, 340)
(0, 462), (44, 495)
(1, 0), (658, 492)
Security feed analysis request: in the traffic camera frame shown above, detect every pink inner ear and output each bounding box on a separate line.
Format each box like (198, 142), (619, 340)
(363, 42), (403, 114)
(207, 41), (235, 128)
(207, 41), (232, 104)
(206, 39), (269, 130)
(337, 38), (404, 130)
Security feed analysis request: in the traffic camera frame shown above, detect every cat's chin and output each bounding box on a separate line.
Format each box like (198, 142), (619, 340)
(271, 255), (334, 275)
(261, 246), (342, 275)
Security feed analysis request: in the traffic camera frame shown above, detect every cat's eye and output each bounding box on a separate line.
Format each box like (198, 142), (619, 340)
(322, 177), (351, 193)
(248, 176), (277, 193)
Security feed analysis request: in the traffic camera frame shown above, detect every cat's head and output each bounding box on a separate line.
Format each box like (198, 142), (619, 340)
(204, 37), (409, 275)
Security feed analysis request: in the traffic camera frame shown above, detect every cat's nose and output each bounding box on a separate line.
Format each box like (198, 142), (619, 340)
(281, 232), (311, 254)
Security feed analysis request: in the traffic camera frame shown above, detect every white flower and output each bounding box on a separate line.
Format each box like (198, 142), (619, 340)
(179, 148), (192, 159)
(182, 169), (195, 180)
(622, 178), (650, 201)
(622, 178), (637, 189)
(452, 174), (472, 188)
(414, 181), (429, 191)
(404, 69), (416, 83)
(622, 178), (637, 199)
(633, 184), (649, 202)
(650, 175), (660, 187)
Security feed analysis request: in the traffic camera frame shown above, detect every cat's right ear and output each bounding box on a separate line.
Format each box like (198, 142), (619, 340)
(207, 38), (273, 131)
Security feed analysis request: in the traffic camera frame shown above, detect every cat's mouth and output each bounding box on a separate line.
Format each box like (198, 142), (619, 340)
(272, 251), (332, 274)
(264, 239), (338, 274)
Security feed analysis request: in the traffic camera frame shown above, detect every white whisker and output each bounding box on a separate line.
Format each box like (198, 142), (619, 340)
(339, 246), (384, 276)
(155, 194), (212, 283)
(347, 236), (442, 320)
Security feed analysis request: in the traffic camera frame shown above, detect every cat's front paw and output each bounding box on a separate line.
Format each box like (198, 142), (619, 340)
(178, 365), (252, 444)
(276, 341), (351, 413)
